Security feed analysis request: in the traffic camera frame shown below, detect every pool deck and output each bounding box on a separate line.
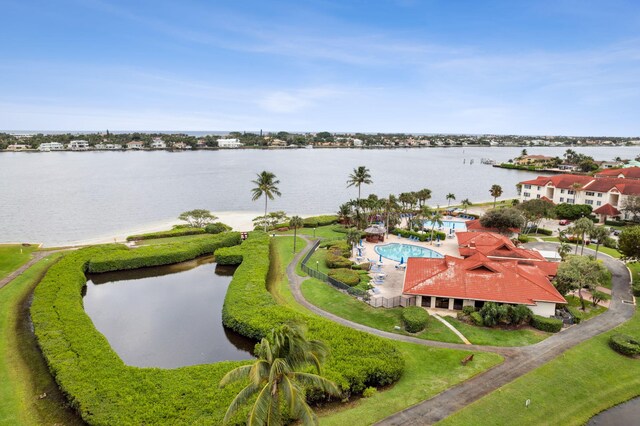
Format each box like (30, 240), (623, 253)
(357, 232), (462, 299)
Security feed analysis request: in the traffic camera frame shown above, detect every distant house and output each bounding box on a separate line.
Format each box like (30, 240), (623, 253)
(172, 142), (191, 150)
(127, 141), (145, 150)
(6, 144), (29, 151)
(352, 138), (364, 147)
(151, 140), (166, 149)
(514, 155), (555, 167)
(38, 142), (64, 151)
(95, 143), (123, 150)
(217, 138), (243, 148)
(68, 140), (90, 151)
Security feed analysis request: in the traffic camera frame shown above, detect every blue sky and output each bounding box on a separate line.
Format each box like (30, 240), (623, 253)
(1, 0), (639, 135)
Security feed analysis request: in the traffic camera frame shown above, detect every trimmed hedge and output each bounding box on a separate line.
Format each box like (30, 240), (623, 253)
(214, 245), (244, 265)
(205, 222), (232, 234)
(87, 233), (241, 273)
(470, 311), (484, 326)
(126, 227), (206, 241)
(401, 307), (429, 333)
(328, 268), (361, 287)
(32, 231), (404, 424)
(394, 228), (446, 242)
(326, 250), (353, 269)
(303, 215), (339, 228)
(609, 334), (640, 357)
(531, 315), (563, 333)
(633, 281), (640, 297)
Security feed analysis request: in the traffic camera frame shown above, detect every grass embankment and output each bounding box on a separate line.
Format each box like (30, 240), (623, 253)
(442, 317), (549, 346)
(134, 233), (216, 246)
(0, 244), (38, 280)
(439, 299), (640, 426)
(0, 252), (83, 425)
(269, 237), (503, 425)
(278, 224), (350, 240)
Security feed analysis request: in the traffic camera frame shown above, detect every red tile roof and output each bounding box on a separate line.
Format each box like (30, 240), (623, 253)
(403, 253), (566, 305)
(457, 231), (547, 262)
(520, 170), (640, 196)
(520, 174), (594, 189)
(593, 203), (621, 216)
(583, 178), (640, 196)
(596, 167), (640, 180)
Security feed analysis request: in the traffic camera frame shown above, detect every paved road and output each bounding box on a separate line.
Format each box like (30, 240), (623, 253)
(285, 238), (636, 425)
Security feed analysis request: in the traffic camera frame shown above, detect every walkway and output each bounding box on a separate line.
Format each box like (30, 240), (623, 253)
(432, 314), (471, 345)
(0, 251), (52, 290)
(285, 238), (636, 425)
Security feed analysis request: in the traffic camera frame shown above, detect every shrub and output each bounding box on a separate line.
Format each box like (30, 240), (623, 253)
(401, 307), (429, 333)
(205, 222), (232, 234)
(609, 334), (640, 357)
(326, 251), (353, 269)
(567, 306), (584, 324)
(605, 219), (627, 227)
(303, 215), (339, 228)
(632, 281), (640, 297)
(603, 236), (618, 249)
(470, 312), (484, 326)
(126, 227), (206, 241)
(462, 306), (476, 315)
(362, 387), (378, 398)
(328, 268), (361, 287)
(510, 305), (533, 325)
(394, 228), (446, 242)
(318, 240), (351, 257)
(517, 234), (530, 243)
(479, 302), (500, 327)
(214, 245), (244, 265)
(536, 228), (553, 236)
(555, 203), (592, 220)
(531, 315), (563, 333)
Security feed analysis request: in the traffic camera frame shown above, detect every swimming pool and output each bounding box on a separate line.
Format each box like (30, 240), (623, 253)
(374, 243), (443, 262)
(423, 220), (467, 230)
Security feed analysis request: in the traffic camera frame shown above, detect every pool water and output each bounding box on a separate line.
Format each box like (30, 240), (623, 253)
(374, 243), (444, 262)
(423, 220), (467, 230)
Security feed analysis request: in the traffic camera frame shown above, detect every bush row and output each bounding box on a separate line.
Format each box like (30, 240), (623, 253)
(126, 227), (206, 241)
(609, 334), (640, 357)
(524, 226), (553, 236)
(303, 215), (339, 228)
(87, 233), (241, 273)
(221, 233), (404, 395)
(319, 240), (351, 257)
(326, 249), (353, 269)
(401, 307), (429, 333)
(530, 315), (563, 333)
(205, 222), (232, 234)
(632, 281), (640, 297)
(31, 235), (251, 425)
(327, 268), (361, 287)
(394, 228), (446, 242)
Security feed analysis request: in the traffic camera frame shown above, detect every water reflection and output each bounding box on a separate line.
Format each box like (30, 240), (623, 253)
(84, 257), (254, 368)
(588, 397), (640, 425)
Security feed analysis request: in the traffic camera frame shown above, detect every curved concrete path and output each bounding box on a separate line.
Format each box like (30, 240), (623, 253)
(285, 238), (636, 425)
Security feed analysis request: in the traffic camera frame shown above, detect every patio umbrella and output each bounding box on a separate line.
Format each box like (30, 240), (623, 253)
(379, 254), (383, 262)
(436, 235), (440, 242)
(357, 248), (362, 257)
(400, 256), (404, 265)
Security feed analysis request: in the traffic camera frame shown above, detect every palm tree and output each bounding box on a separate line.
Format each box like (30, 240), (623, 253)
(346, 166), (373, 201)
(557, 241), (572, 260)
(220, 324), (340, 425)
(416, 188), (432, 207)
(430, 209), (444, 244)
(572, 217), (594, 255)
(490, 184), (503, 208)
(251, 171), (282, 232)
(416, 205), (432, 234)
(589, 225), (610, 259)
(446, 193), (456, 207)
(461, 198), (472, 213)
(337, 202), (352, 225)
(289, 216), (304, 253)
(346, 228), (361, 256)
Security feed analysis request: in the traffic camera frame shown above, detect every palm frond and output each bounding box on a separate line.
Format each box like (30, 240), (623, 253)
(293, 372), (342, 397)
(219, 365), (253, 387)
(248, 383), (279, 426)
(222, 382), (260, 425)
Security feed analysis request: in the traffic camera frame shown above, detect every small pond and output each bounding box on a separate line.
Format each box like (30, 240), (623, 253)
(587, 397), (640, 425)
(84, 256), (255, 368)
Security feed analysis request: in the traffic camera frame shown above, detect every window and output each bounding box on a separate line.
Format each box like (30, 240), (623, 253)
(568, 199), (575, 204)
(586, 191), (595, 196)
(568, 190), (575, 195)
(537, 186), (541, 190)
(586, 200), (593, 205)
(435, 297), (450, 309)
(474, 300), (485, 309)
(597, 193), (603, 197)
(421, 296), (431, 308)
(453, 299), (464, 310)
(523, 192), (531, 197)
(597, 201), (602, 206)
(536, 194), (541, 199)
(560, 189), (565, 194)
(560, 197), (564, 202)
(524, 184), (531, 189)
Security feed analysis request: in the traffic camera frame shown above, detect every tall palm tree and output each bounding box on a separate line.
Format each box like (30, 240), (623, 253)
(589, 225), (610, 259)
(346, 166), (373, 201)
(251, 171), (282, 232)
(416, 205), (432, 234)
(289, 216), (304, 253)
(430, 209), (444, 244)
(573, 217), (594, 255)
(446, 193), (456, 207)
(337, 203), (352, 225)
(490, 184), (503, 208)
(416, 188), (432, 207)
(461, 198), (472, 213)
(220, 324), (340, 426)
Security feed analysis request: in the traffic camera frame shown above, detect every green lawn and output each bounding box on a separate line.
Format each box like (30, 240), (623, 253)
(134, 233), (216, 245)
(0, 245), (38, 281)
(439, 300), (640, 426)
(538, 237), (622, 258)
(267, 238), (503, 425)
(277, 225), (348, 240)
(443, 317), (550, 347)
(301, 279), (463, 343)
(628, 262), (639, 283)
(0, 252), (83, 425)
(565, 295), (608, 321)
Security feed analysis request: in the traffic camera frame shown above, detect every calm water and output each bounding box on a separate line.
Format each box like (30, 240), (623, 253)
(84, 256), (254, 368)
(1, 146), (638, 245)
(588, 398), (640, 425)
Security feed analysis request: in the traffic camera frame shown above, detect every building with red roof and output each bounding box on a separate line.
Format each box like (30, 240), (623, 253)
(519, 167), (640, 221)
(402, 252), (566, 317)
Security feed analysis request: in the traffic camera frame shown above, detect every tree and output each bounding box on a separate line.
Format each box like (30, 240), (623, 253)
(446, 193), (456, 207)
(557, 240), (572, 260)
(337, 203), (352, 225)
(572, 217), (594, 255)
(416, 188), (432, 207)
(521, 148), (528, 157)
(346, 228), (361, 256)
(517, 199), (555, 233)
(621, 195), (640, 222)
(461, 198), (472, 212)
(178, 209), (218, 228)
(555, 203), (593, 220)
(479, 208), (524, 234)
(429, 209), (444, 244)
(346, 166), (372, 201)
(253, 211), (289, 232)
(220, 324), (340, 425)
(588, 225), (610, 259)
(489, 184), (503, 208)
(251, 171), (282, 232)
(618, 226), (640, 261)
(289, 216), (303, 253)
(555, 255), (609, 310)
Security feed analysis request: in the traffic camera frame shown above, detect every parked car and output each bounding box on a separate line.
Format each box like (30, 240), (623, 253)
(559, 219), (571, 226)
(612, 229), (621, 236)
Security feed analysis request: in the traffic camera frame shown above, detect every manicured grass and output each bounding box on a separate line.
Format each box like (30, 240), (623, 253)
(306, 247), (332, 274)
(301, 278), (463, 344)
(267, 236), (309, 315)
(0, 252), (82, 425)
(134, 233), (217, 246)
(565, 295), (608, 321)
(0, 244), (38, 280)
(439, 300), (640, 426)
(630, 262), (640, 283)
(538, 237), (622, 258)
(443, 317), (550, 347)
(266, 238), (503, 425)
(278, 225), (348, 240)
